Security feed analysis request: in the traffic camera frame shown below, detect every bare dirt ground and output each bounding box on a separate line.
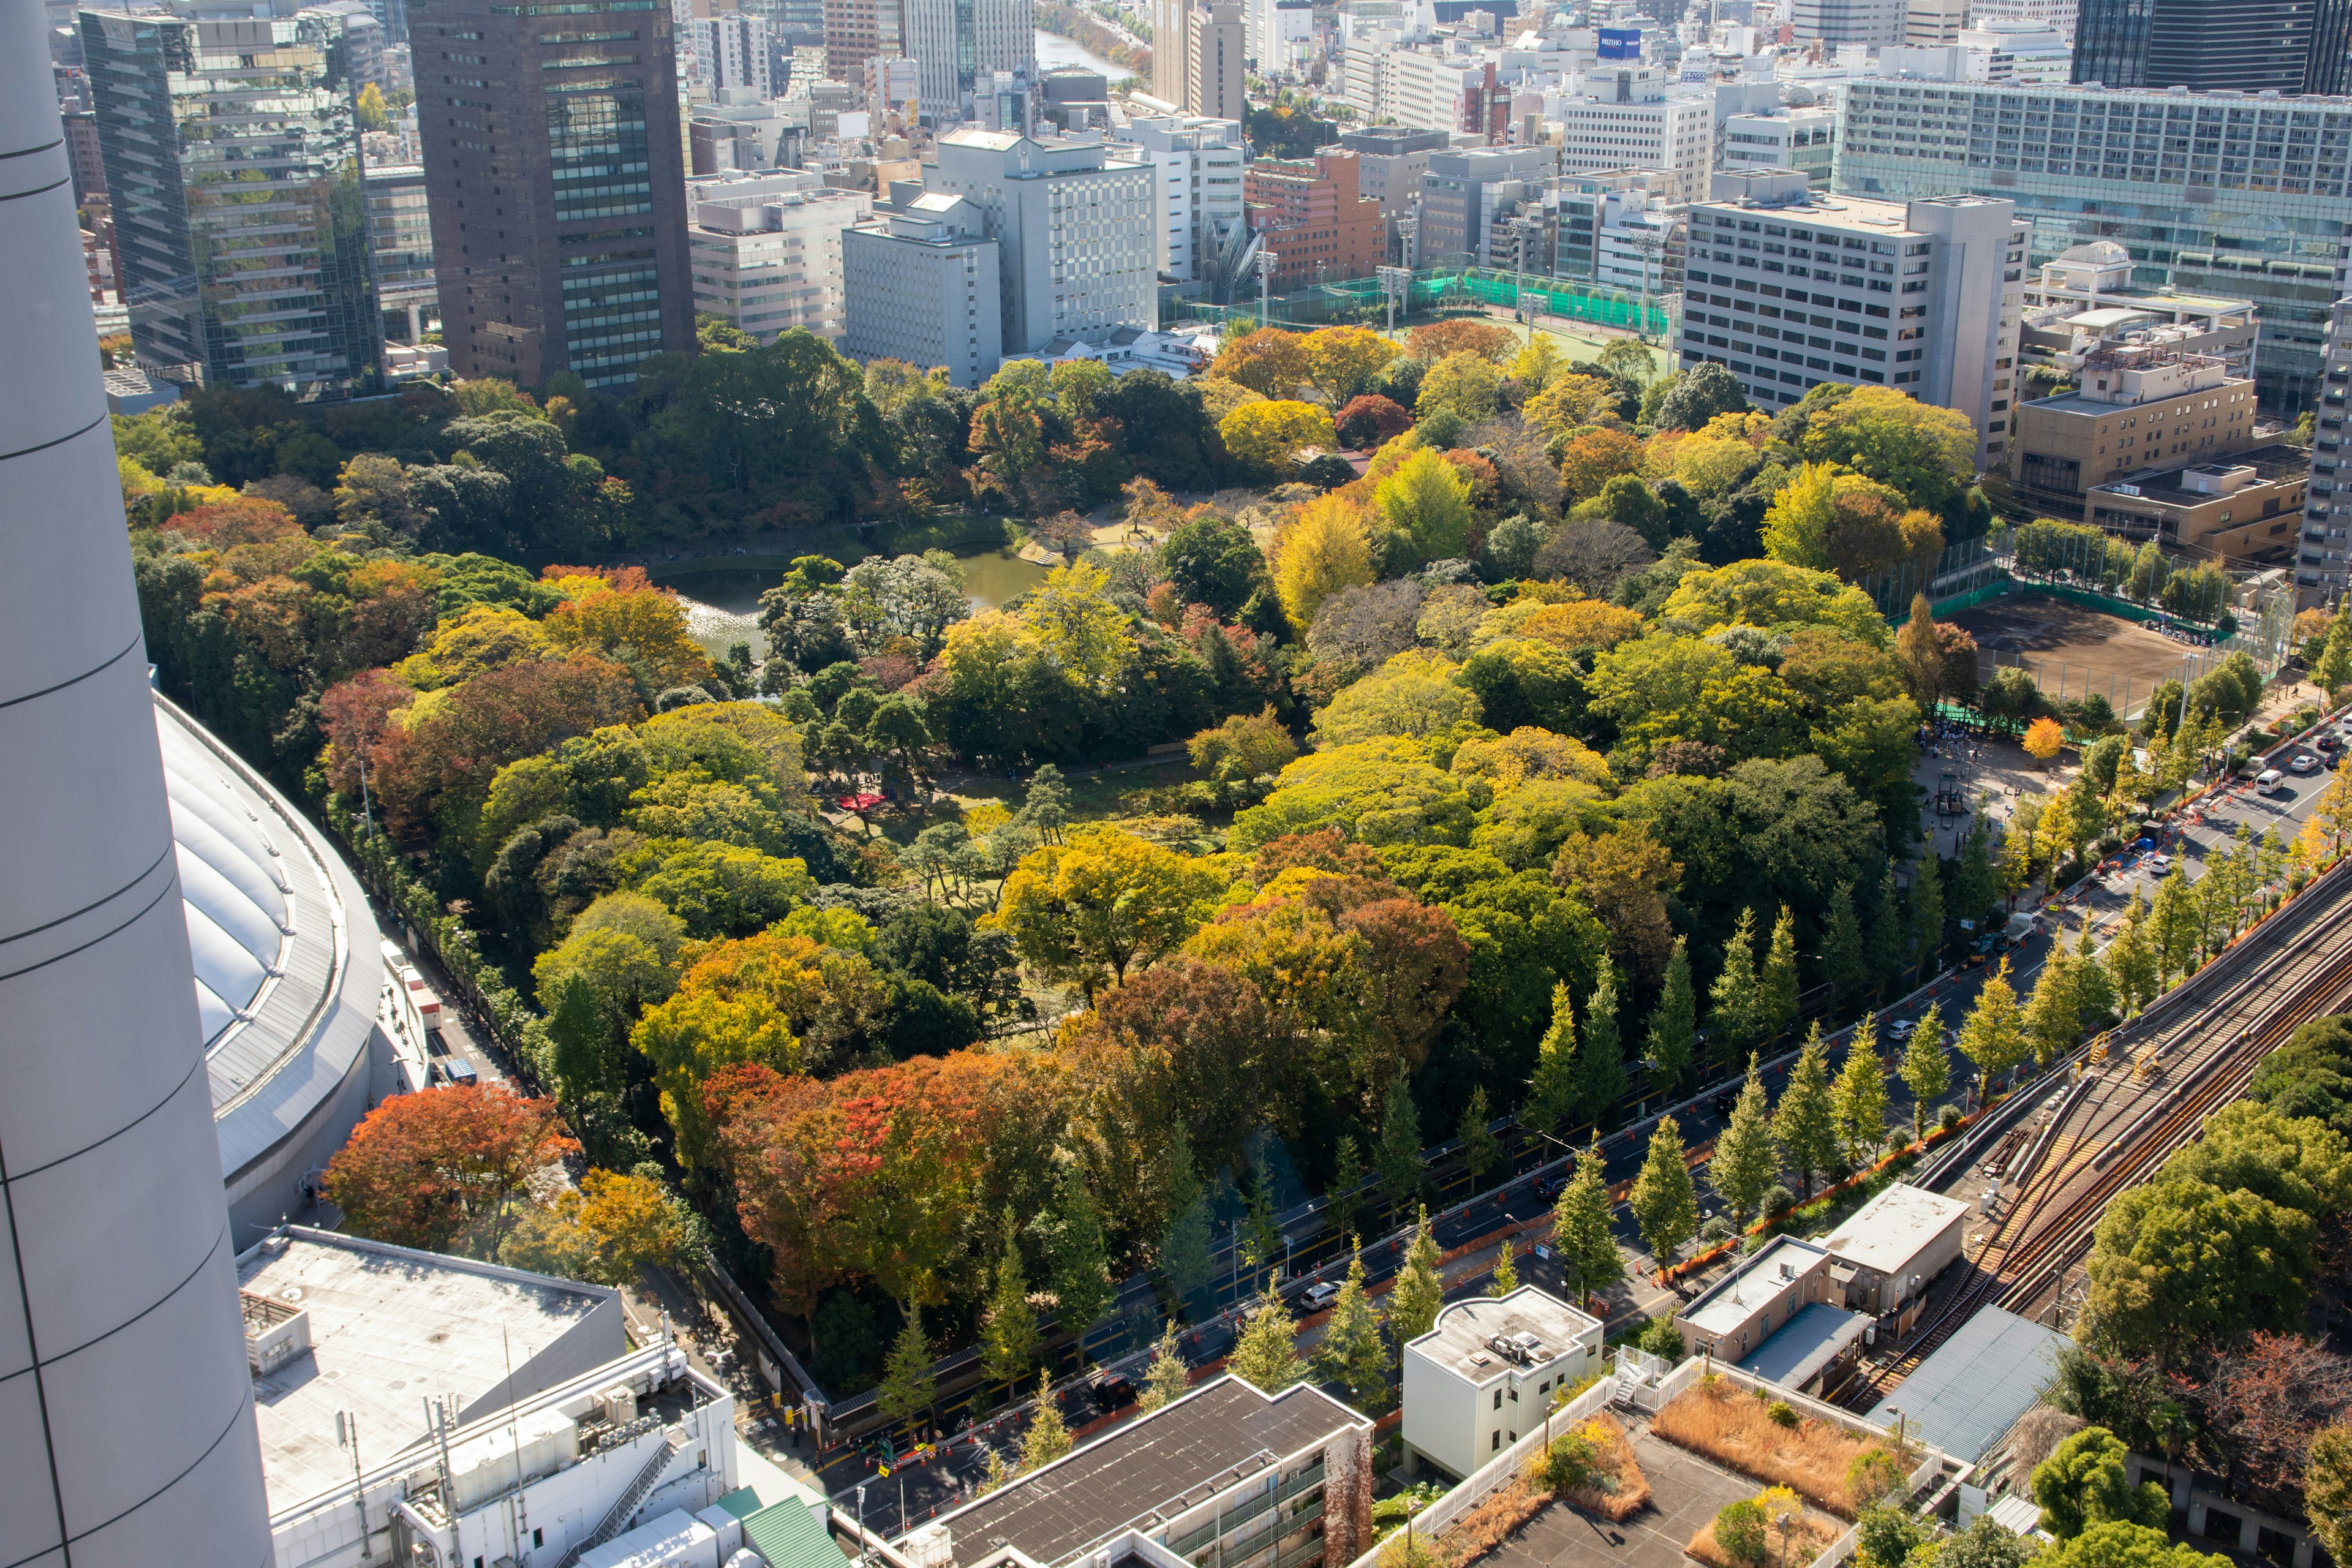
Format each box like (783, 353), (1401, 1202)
(1946, 592), (2221, 715)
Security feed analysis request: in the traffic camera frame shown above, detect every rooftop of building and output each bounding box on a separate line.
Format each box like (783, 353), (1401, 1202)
(1696, 173), (1920, 229)
(1819, 1184), (1970, 1276)
(1679, 1237), (1830, 1336)
(1408, 1286), (1603, 1379)
(919, 1376), (1370, 1568)
(1736, 1302), (1871, 1391)
(1433, 1428), (1763, 1568)
(2090, 442), (2312, 502)
(1866, 1307), (2071, 1461)
(237, 1225), (621, 1509)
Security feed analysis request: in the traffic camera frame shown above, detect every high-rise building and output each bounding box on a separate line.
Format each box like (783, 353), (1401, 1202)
(365, 163), (439, 344)
(1833, 78), (2352, 414)
(2302, 293), (2352, 599)
(1248, 0), (1314, 72)
(412, 0), (695, 389)
(1187, 1), (1247, 119)
(903, 0), (1035, 119)
(843, 186), (1005, 383)
(695, 12), (777, 96)
(1420, 145), (1559, 266)
(0, 15), (275, 1559)
(1152, 0), (1189, 102)
(1905, 0), (1966, 45)
(82, 6), (382, 395)
(1545, 73), (1717, 202)
(825, 0), (905, 85)
(2072, 0), (2350, 95)
(1790, 0), (1904, 45)
(1246, 151), (1385, 288)
(1114, 115), (1248, 282)
(1682, 168), (2027, 468)
(919, 128), (1158, 355)
(687, 169), (872, 339)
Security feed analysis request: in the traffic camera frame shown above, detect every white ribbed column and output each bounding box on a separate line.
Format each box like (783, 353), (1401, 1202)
(0, 10), (272, 1565)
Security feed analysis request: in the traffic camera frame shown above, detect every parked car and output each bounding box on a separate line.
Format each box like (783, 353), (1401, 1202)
(2292, 754), (2320, 775)
(441, 1057), (479, 1086)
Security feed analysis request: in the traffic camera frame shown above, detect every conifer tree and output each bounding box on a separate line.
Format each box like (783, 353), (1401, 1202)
(1574, 971), (1629, 1128)
(1761, 905), (1802, 1042)
(1046, 1158), (1112, 1354)
(1526, 983), (1578, 1135)
(2021, 949), (2081, 1068)
(1020, 1376), (1072, 1472)
(878, 1306), (936, 1426)
(1648, 938), (1697, 1092)
(1822, 881), (1868, 1011)
(1228, 1287), (1305, 1392)
(1709, 908), (1764, 1069)
(1831, 1014), (1890, 1173)
(1773, 1023), (1839, 1197)
(1457, 1085), (1502, 1193)
(1388, 1206), (1446, 1343)
(1899, 1000), (1948, 1147)
(1374, 1076), (1424, 1210)
(1490, 1237), (1518, 1296)
(2105, 895), (2159, 1014)
(1709, 1055), (1779, 1229)
(1629, 1116), (1698, 1277)
(981, 1214), (1039, 1387)
(1138, 1321), (1191, 1412)
(1552, 1142), (1626, 1308)
(1910, 856), (1947, 982)
(1327, 1134), (1366, 1246)
(1313, 1246), (1391, 1409)
(2071, 920), (2117, 1029)
(1866, 865), (1906, 1000)
(1159, 1129), (1215, 1317)
(1958, 958), (2032, 1088)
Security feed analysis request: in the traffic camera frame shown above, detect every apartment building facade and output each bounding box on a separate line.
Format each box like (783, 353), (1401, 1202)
(1246, 151), (1385, 288)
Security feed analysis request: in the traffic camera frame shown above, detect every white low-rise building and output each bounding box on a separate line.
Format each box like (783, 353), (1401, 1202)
(687, 170), (873, 342)
(1401, 1287), (1603, 1482)
(1112, 115), (1247, 284)
(843, 187), (1005, 386)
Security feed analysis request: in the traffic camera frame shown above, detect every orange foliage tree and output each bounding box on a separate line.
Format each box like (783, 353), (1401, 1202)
(369, 655), (643, 838)
(323, 1084), (576, 1253)
(541, 578), (718, 690)
(1405, 319), (1517, 363)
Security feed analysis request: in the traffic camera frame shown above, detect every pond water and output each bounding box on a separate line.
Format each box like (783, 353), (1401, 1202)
(664, 548), (1053, 661)
(1035, 29), (1128, 79)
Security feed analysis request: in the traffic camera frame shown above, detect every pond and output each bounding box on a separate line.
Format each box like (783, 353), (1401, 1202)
(663, 547), (1054, 661)
(1034, 29), (1127, 79)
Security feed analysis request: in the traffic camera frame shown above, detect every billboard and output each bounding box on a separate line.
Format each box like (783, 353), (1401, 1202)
(1597, 26), (1641, 59)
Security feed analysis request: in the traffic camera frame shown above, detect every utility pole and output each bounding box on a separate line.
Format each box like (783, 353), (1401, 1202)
(1260, 248), (1277, 331)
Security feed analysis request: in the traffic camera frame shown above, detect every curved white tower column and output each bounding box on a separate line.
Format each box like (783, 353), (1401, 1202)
(0, 15), (273, 1568)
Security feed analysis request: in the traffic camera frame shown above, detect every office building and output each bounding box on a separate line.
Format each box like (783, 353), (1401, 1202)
(1400, 1287), (1605, 1480)
(2071, 0), (2350, 96)
(902, 0), (1034, 119)
(1971, 0), (2078, 43)
(1340, 43), (1487, 134)
(692, 95), (812, 173)
(843, 186), (1004, 383)
(1953, 21), (2075, 85)
(1721, 105), (1839, 185)
(908, 1375), (1377, 1568)
(1548, 75), (1716, 201)
(1833, 78), (2352, 414)
(1817, 1184), (1972, 1336)
(413, 0), (695, 389)
(1115, 115), (1248, 283)
(1152, 0), (1190, 102)
(1683, 168), (2027, 469)
(2084, 446), (2311, 563)
(1337, 125), (1451, 215)
(1905, 0), (1966, 45)
(693, 12), (777, 96)
(1247, 151), (1386, 288)
(1791, 0), (1904, 45)
(1250, 0), (1316, 73)
(62, 104), (105, 203)
(2018, 239), (2261, 384)
(922, 128), (1158, 355)
(825, 0), (906, 89)
(1420, 144), (1559, 266)
(247, 1227), (778, 1568)
(0, 19), (274, 1555)
(2299, 293), (2352, 600)
(2007, 342), (2260, 518)
(364, 162), (437, 343)
(688, 169), (872, 340)
(1186, 0), (1248, 119)
(82, 5), (382, 395)
(869, 53), (922, 119)
(1545, 168), (1685, 300)
(1678, 1238), (1840, 1365)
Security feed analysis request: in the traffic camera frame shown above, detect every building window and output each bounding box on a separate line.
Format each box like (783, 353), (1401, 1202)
(1493, 1431), (1503, 1451)
(1493, 1389), (1502, 1410)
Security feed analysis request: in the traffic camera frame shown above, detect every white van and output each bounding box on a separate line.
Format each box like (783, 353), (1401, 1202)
(2257, 768), (2285, 794)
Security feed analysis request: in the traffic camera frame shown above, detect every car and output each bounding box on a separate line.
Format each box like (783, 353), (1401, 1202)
(441, 1057), (479, 1087)
(1302, 1281), (1341, 1311)
(2320, 734), (2342, 753)
(2146, 854), (2174, 874)
(2258, 768), (2287, 794)
(1535, 1172), (1567, 1200)
(1888, 1018), (1918, 1040)
(2292, 754), (2320, 775)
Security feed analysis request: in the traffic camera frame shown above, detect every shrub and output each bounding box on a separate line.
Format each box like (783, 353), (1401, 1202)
(1767, 1401), (1800, 1428)
(1714, 1501), (1770, 1566)
(1762, 1183), (1796, 1220)
(1637, 1319), (1687, 1362)
(1856, 1503), (1928, 1568)
(1939, 1104), (1963, 1134)
(1544, 1426), (1601, 1491)
(1848, 1447), (1905, 1507)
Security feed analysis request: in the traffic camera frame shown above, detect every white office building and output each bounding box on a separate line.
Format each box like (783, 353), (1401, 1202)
(1790, 0), (1904, 43)
(924, 128), (1158, 355)
(1112, 115), (1246, 282)
(1249, 0), (1316, 72)
(1721, 105), (1839, 185)
(687, 170), (873, 341)
(903, 0), (1035, 120)
(2299, 292), (2352, 601)
(1966, 0), (2076, 45)
(843, 187), (1005, 385)
(1400, 1287), (1604, 1482)
(692, 12), (775, 97)
(1953, 21), (2073, 82)
(1682, 167), (2026, 468)
(1548, 75), (1717, 201)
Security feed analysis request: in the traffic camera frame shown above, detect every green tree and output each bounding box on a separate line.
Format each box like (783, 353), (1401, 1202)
(2105, 898), (2160, 1016)
(1389, 1206), (1446, 1342)
(2031, 1428), (2171, 1539)
(878, 1307), (936, 1425)
(1021, 1377), (1073, 1471)
(1833, 1016), (1890, 1171)
(1866, 866), (1907, 998)
(1552, 1144), (1626, 1307)
(1490, 1237), (1519, 1295)
(1899, 1001), (1948, 1146)
(1458, 1085), (1502, 1191)
(1709, 908), (1765, 1071)
(1374, 447), (1475, 560)
(2304, 1422), (2352, 1566)
(1159, 1129), (1215, 1316)
(1711, 1055), (1781, 1229)
(1629, 1116), (1700, 1275)
(1774, 1025), (1841, 1196)
(1314, 1247), (1392, 1409)
(980, 1216), (1040, 1387)
(1714, 1499), (1771, 1567)
(1909, 855), (1946, 981)
(1957, 959), (2032, 1088)
(1575, 971), (1630, 1128)
(1856, 1504), (1927, 1568)
(1139, 1321), (1193, 1412)
(1045, 1159), (1113, 1352)
(1822, 882), (1868, 1009)
(1761, 906), (1802, 1042)
(1229, 1287), (1306, 1391)
(2032, 1523), (2224, 1568)
(2316, 611), (2352, 694)
(2086, 1174), (2316, 1362)
(1648, 938), (1698, 1093)
(1526, 983), (1578, 1135)
(1328, 1134), (1366, 1248)
(1376, 1075), (1425, 1210)
(2022, 949), (2085, 1067)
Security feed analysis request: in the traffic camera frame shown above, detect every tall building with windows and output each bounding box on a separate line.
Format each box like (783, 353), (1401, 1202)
(693, 11), (775, 96)
(825, 0), (905, 85)
(903, 0), (1035, 120)
(2071, 0), (2350, 96)
(365, 162), (439, 344)
(1682, 168), (2026, 469)
(1833, 78), (2352, 415)
(687, 169), (871, 339)
(411, 0), (694, 388)
(2303, 293), (2352, 600)
(1114, 115), (1247, 282)
(81, 6), (382, 395)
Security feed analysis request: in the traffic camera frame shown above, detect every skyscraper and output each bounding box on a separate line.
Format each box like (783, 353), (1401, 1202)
(826, 0), (905, 85)
(2072, 0), (2352, 95)
(81, 6), (382, 396)
(0, 13), (274, 1563)
(695, 11), (777, 96)
(903, 0), (1035, 120)
(411, 0), (695, 388)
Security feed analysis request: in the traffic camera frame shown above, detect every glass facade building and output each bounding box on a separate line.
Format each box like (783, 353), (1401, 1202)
(2072, 0), (2352, 96)
(81, 8), (383, 397)
(1835, 78), (2352, 415)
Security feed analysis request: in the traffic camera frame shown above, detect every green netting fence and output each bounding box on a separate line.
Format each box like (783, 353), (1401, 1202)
(1169, 265), (1671, 335)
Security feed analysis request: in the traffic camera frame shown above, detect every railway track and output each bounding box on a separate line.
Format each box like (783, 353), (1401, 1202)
(1845, 863), (2352, 1404)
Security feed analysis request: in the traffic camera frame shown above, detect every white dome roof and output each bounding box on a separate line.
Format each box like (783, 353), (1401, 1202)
(2056, 239), (2132, 266)
(156, 714), (292, 1047)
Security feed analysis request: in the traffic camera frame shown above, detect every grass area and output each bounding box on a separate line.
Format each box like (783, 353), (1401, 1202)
(1686, 1498), (1843, 1568)
(1561, 1413), (1652, 1523)
(1438, 1414), (1653, 1567)
(1650, 1377), (1890, 1519)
